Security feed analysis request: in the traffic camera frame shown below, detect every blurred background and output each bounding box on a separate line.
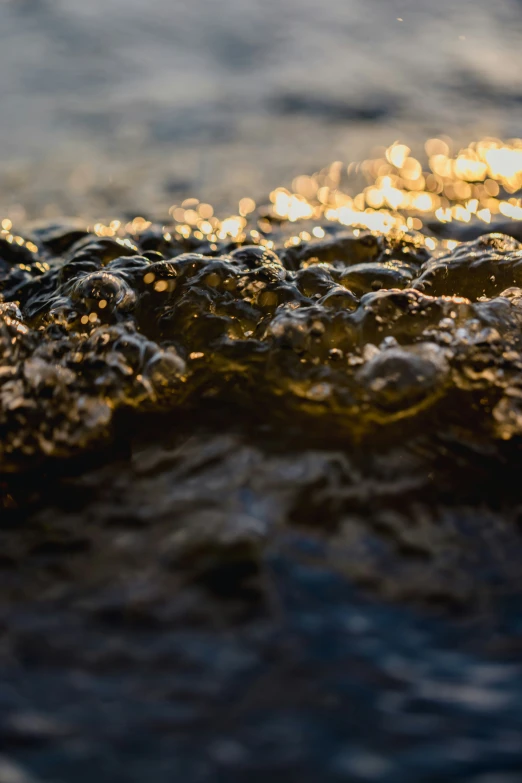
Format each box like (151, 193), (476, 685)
(0, 0), (521, 219)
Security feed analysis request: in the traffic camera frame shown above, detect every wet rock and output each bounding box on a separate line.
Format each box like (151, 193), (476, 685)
(1, 224), (522, 466)
(414, 233), (522, 298)
(2, 220), (522, 783)
(357, 342), (449, 412)
(26, 218), (89, 254)
(339, 260), (415, 296)
(283, 232), (383, 268)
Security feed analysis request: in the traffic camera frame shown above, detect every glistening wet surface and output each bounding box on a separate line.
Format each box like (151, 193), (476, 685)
(2, 1), (522, 779)
(3, 178), (522, 779)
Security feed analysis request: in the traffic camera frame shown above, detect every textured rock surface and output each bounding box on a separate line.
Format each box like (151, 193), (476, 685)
(3, 222), (522, 781)
(3, 227), (522, 465)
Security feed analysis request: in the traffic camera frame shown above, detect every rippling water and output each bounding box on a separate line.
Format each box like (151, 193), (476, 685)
(0, 0), (522, 215)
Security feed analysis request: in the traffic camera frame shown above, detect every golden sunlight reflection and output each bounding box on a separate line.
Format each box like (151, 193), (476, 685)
(237, 137), (522, 244)
(25, 137), (522, 256)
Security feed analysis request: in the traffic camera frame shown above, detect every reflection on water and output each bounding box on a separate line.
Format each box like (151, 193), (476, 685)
(45, 137), (522, 250)
(0, 0), (521, 215)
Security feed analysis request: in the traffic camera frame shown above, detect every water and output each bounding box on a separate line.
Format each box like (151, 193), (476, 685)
(0, 0), (521, 216)
(3, 2), (522, 781)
